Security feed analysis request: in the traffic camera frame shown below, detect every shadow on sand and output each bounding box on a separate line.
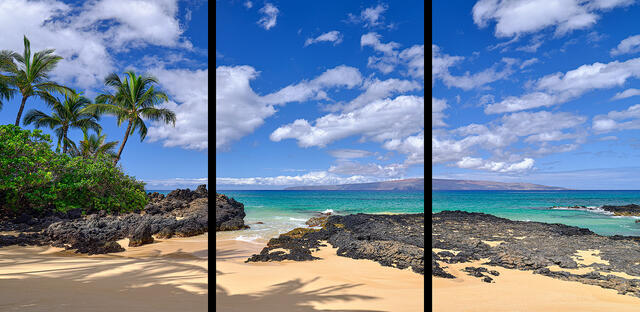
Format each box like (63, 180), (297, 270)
(216, 276), (386, 312)
(0, 246), (208, 312)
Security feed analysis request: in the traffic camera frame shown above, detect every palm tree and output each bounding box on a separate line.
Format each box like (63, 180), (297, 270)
(0, 74), (14, 111)
(69, 128), (119, 159)
(23, 90), (101, 153)
(0, 35), (71, 126)
(87, 71), (176, 164)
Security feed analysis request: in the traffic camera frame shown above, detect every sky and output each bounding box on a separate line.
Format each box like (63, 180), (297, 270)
(432, 0), (640, 190)
(215, 1), (425, 190)
(0, 0), (208, 190)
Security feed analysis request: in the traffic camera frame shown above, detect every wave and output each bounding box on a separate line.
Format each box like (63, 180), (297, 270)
(322, 209), (334, 214)
(551, 206), (614, 215)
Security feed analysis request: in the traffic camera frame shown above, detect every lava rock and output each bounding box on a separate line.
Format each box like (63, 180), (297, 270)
(129, 221), (154, 247)
(216, 193), (246, 231)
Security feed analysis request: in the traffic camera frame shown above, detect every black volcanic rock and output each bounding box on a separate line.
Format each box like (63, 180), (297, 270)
(600, 204), (640, 216)
(216, 193), (246, 231)
(1, 186), (209, 255)
(432, 210), (640, 298)
(246, 213), (424, 274)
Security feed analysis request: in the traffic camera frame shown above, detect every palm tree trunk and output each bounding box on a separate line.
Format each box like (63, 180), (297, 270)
(114, 119), (133, 165)
(62, 125), (69, 154)
(14, 96), (28, 126)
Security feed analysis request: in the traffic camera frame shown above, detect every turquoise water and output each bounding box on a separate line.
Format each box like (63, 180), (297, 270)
(216, 190), (425, 242)
(433, 191), (640, 236)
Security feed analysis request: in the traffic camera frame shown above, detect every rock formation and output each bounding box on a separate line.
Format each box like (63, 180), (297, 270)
(216, 193), (246, 231)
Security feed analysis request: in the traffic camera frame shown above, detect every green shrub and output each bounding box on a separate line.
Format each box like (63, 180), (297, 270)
(0, 124), (147, 215)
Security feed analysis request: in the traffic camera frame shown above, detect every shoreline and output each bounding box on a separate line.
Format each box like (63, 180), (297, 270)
(0, 233), (208, 312)
(216, 238), (424, 312)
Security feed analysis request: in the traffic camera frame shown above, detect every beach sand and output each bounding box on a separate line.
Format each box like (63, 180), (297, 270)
(0, 233), (208, 312)
(216, 239), (424, 312)
(433, 255), (640, 312)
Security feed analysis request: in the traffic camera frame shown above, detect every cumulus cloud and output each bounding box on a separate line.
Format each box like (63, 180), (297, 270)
(433, 111), (586, 172)
(472, 0), (633, 38)
(432, 98), (448, 127)
(304, 31), (343, 47)
(432, 44), (514, 90)
(0, 0), (193, 92)
(216, 171), (379, 186)
(361, 32), (401, 74)
(593, 104), (640, 133)
(324, 77), (422, 112)
(244, 1), (253, 9)
(457, 157), (535, 173)
(216, 66), (272, 151)
(270, 95), (424, 148)
(486, 57), (640, 114)
(399, 44), (424, 79)
(612, 88), (640, 100)
(611, 34), (640, 56)
(257, 3), (279, 30)
(347, 3), (390, 28)
(328, 161), (407, 178)
(146, 67), (208, 150)
(216, 65), (363, 151)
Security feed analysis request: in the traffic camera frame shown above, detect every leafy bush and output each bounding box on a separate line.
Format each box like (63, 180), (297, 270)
(0, 124), (147, 215)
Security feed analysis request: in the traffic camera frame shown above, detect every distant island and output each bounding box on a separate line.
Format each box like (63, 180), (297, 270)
(432, 179), (569, 190)
(284, 178), (424, 191)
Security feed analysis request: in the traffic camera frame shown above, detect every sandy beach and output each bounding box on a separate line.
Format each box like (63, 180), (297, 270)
(0, 233), (208, 312)
(216, 239), (424, 312)
(433, 257), (640, 312)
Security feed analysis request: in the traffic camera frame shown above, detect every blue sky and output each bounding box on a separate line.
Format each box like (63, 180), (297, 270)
(0, 0), (208, 190)
(433, 0), (640, 190)
(216, 1), (425, 190)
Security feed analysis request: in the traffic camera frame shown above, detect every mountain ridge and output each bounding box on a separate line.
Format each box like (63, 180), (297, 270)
(432, 178), (569, 190)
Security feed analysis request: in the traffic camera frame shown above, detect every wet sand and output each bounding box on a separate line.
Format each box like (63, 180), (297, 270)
(0, 234), (208, 312)
(433, 256), (640, 312)
(216, 239), (424, 312)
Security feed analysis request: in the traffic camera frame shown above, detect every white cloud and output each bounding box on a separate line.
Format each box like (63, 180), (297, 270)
(324, 77), (421, 112)
(216, 65), (363, 151)
(486, 57), (640, 114)
(611, 34), (640, 56)
(432, 98), (448, 127)
(216, 171), (378, 186)
(516, 35), (544, 52)
(0, 0), (193, 92)
(304, 30), (343, 47)
(327, 149), (373, 159)
(145, 177), (208, 189)
(260, 65), (362, 105)
(432, 44), (514, 90)
(457, 157), (535, 173)
(257, 3), (279, 30)
(593, 104), (640, 133)
(145, 67), (208, 150)
(399, 44), (424, 79)
(433, 111), (586, 171)
(383, 131), (424, 165)
(612, 88), (640, 100)
(328, 161), (407, 178)
(472, 0), (633, 38)
(348, 4), (389, 28)
(244, 1), (253, 9)
(270, 95), (424, 148)
(520, 58), (540, 69)
(361, 32), (401, 74)
(215, 66), (274, 151)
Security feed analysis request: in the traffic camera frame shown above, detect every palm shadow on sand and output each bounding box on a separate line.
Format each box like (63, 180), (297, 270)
(216, 276), (387, 312)
(0, 247), (208, 312)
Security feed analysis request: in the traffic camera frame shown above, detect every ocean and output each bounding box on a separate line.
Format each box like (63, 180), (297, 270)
(433, 190), (640, 237)
(215, 190), (425, 243)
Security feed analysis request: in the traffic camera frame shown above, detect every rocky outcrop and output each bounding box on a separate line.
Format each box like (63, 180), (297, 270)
(216, 193), (246, 231)
(246, 213), (424, 275)
(432, 210), (640, 298)
(0, 185), (209, 255)
(601, 204), (640, 216)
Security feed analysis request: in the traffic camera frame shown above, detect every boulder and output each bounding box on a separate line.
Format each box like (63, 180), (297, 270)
(216, 193), (246, 231)
(129, 221), (154, 247)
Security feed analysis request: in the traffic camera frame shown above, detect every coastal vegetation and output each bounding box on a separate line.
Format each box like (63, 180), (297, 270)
(0, 35), (176, 216)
